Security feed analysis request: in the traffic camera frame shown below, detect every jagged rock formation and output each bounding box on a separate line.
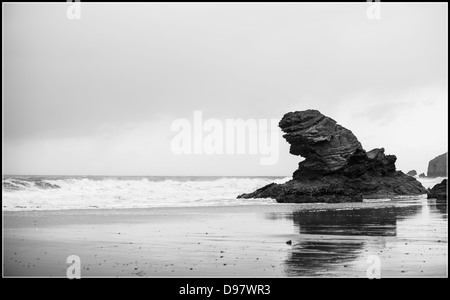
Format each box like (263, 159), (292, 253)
(419, 173), (426, 178)
(238, 110), (427, 203)
(407, 170), (417, 176)
(427, 179), (447, 201)
(427, 153), (447, 177)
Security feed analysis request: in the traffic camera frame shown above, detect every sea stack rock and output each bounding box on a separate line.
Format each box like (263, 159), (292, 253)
(427, 179), (447, 202)
(427, 153), (447, 177)
(238, 109), (427, 203)
(407, 170), (417, 176)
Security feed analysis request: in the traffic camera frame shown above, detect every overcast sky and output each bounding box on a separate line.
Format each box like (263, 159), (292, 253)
(3, 3), (448, 176)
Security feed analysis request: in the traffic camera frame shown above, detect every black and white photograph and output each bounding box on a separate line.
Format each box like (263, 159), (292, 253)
(2, 1), (448, 282)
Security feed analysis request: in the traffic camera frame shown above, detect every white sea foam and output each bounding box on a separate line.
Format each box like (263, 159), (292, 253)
(415, 176), (447, 189)
(3, 175), (443, 211)
(363, 198), (392, 203)
(2, 176), (291, 211)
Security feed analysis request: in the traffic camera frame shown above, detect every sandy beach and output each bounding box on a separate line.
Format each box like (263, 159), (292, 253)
(3, 199), (447, 278)
(3, 1), (448, 285)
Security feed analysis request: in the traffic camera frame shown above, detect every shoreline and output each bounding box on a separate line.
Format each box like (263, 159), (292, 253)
(3, 200), (447, 278)
(3, 196), (428, 215)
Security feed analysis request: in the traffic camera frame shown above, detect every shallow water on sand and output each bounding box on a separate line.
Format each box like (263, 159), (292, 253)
(4, 197), (447, 277)
(281, 199), (447, 277)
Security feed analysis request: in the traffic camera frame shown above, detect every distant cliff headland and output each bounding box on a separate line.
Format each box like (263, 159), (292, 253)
(427, 152), (447, 178)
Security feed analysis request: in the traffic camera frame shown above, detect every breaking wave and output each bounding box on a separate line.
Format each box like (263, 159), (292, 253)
(2, 176), (291, 211)
(3, 176), (443, 211)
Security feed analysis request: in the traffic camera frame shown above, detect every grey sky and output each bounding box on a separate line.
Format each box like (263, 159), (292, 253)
(3, 3), (448, 175)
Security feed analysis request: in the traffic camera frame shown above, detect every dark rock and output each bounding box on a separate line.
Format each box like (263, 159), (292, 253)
(427, 179), (447, 201)
(407, 170), (417, 176)
(419, 173), (426, 178)
(280, 110), (362, 175)
(427, 153), (447, 177)
(238, 110), (427, 203)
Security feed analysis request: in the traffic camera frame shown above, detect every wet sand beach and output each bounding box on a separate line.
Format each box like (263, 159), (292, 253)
(3, 199), (447, 277)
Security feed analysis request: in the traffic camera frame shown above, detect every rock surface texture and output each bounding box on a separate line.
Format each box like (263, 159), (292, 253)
(238, 110), (427, 203)
(427, 153), (447, 177)
(427, 179), (447, 202)
(407, 170), (417, 176)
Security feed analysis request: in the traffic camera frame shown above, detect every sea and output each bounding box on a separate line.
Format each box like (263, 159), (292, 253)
(2, 175), (446, 211)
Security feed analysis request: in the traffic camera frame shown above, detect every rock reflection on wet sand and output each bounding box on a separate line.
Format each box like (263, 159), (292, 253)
(282, 200), (447, 277)
(3, 199), (447, 277)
